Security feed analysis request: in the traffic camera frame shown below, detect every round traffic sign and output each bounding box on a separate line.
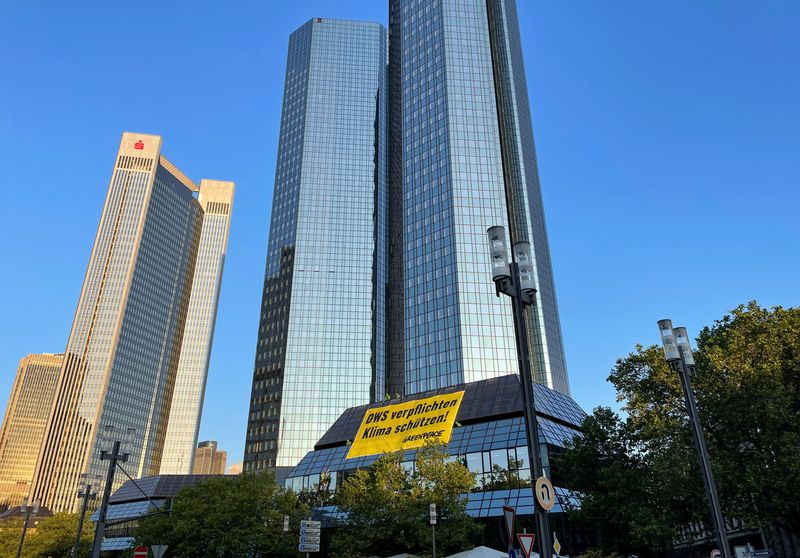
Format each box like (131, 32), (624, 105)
(134, 545), (149, 558)
(535, 476), (555, 511)
(710, 550), (721, 558)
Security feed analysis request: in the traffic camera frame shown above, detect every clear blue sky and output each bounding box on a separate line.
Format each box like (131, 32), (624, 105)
(1, 2), (798, 468)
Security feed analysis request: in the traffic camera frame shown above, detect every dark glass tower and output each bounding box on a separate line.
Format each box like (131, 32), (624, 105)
(389, 0), (570, 396)
(244, 18), (388, 473)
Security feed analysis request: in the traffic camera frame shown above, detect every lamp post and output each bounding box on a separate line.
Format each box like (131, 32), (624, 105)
(15, 497), (39, 558)
(90, 430), (130, 558)
(72, 478), (97, 558)
(657, 319), (731, 558)
(486, 225), (553, 558)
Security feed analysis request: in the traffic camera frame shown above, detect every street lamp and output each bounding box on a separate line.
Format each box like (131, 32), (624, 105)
(15, 497), (39, 558)
(657, 319), (731, 558)
(486, 226), (553, 558)
(72, 475), (98, 558)
(90, 426), (132, 558)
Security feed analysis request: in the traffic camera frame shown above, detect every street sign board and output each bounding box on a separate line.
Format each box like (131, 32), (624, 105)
(430, 503), (437, 525)
(503, 505), (516, 548)
(535, 476), (555, 511)
(283, 515), (290, 532)
(299, 520), (322, 553)
(553, 532), (562, 555)
(711, 550), (721, 558)
(134, 546), (148, 558)
(151, 545), (168, 558)
(517, 534), (535, 558)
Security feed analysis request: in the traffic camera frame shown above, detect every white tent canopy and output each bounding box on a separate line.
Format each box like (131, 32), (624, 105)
(445, 546), (507, 558)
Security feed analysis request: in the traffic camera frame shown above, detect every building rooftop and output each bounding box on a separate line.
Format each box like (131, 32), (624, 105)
(315, 374), (586, 451)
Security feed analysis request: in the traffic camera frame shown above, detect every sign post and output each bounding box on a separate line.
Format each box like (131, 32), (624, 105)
(298, 519), (321, 554)
(133, 546), (148, 558)
(430, 503), (437, 558)
(151, 545), (168, 558)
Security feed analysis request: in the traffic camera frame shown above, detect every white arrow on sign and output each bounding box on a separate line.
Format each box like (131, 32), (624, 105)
(152, 545), (168, 558)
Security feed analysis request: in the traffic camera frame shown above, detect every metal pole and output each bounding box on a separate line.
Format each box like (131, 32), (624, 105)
(15, 505), (32, 558)
(508, 261), (553, 558)
(91, 440), (123, 558)
(72, 483), (94, 558)
(432, 523), (437, 558)
(675, 346), (731, 558)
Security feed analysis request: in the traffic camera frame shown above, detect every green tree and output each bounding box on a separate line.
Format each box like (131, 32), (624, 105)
(21, 513), (93, 558)
(331, 444), (480, 557)
(135, 472), (308, 558)
(560, 302), (800, 555)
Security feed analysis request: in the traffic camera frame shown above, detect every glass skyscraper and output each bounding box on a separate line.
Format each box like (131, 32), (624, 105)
(390, 0), (570, 395)
(0, 353), (62, 509)
(244, 18), (388, 473)
(30, 133), (233, 512)
(246, 0), (570, 473)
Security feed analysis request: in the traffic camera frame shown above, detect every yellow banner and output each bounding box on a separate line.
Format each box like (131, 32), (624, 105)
(346, 391), (465, 459)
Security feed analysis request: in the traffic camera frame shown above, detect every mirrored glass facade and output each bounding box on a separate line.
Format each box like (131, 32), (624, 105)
(244, 19), (388, 472)
(30, 133), (231, 512)
(391, 0), (570, 395)
(160, 180), (234, 474)
(0, 353), (62, 509)
(285, 374), (585, 521)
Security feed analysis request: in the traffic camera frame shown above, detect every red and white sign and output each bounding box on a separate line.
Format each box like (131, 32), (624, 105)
(134, 545), (148, 558)
(134, 141), (145, 150)
(517, 534), (536, 558)
(503, 505), (516, 549)
(710, 551), (721, 558)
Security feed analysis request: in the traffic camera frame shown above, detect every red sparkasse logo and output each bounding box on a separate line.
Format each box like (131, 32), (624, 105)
(134, 140), (144, 150)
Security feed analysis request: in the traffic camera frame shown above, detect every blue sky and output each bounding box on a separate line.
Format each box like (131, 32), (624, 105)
(1, 1), (798, 468)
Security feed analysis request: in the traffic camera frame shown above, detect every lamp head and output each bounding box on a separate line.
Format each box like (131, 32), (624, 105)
(673, 326), (695, 366)
(486, 226), (510, 281)
(657, 319), (681, 361)
(513, 241), (536, 293)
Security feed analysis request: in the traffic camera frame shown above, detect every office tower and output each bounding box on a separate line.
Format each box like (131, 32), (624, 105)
(389, 0), (570, 395)
(192, 440), (227, 475)
(244, 18), (388, 473)
(160, 180), (234, 474)
(30, 132), (233, 512)
(0, 354), (63, 509)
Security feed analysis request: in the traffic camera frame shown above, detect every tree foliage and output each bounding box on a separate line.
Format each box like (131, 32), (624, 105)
(561, 302), (800, 555)
(0, 513), (93, 558)
(331, 444), (480, 557)
(135, 472), (308, 558)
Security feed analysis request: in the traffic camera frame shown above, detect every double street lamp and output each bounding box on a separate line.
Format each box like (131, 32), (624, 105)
(15, 497), (39, 558)
(657, 320), (731, 558)
(486, 226), (553, 558)
(90, 426), (133, 558)
(72, 476), (98, 558)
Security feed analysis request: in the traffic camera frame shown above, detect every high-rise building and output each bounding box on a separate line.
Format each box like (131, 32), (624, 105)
(30, 133), (233, 512)
(192, 440), (227, 475)
(160, 180), (234, 474)
(244, 18), (388, 473)
(246, 0), (571, 474)
(0, 353), (63, 509)
(389, 0), (569, 395)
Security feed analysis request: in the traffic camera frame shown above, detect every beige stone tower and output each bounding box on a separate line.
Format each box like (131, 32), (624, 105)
(0, 353), (63, 509)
